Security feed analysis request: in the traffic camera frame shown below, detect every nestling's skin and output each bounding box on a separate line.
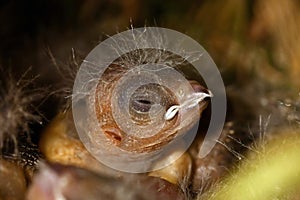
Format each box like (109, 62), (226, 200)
(149, 150), (192, 186)
(40, 48), (214, 198)
(39, 111), (117, 176)
(40, 77), (210, 177)
(39, 76), (210, 199)
(27, 162), (186, 200)
(93, 60), (211, 153)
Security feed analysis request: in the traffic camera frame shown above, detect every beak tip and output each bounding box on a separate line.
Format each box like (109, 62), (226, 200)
(208, 90), (213, 98)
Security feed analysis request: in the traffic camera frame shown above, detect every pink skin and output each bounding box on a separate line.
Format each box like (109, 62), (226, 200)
(27, 163), (185, 200)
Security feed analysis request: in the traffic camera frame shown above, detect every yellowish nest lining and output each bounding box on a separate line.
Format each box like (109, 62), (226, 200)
(201, 128), (300, 200)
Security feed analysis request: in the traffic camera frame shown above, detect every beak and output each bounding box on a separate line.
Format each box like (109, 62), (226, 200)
(165, 81), (213, 120)
(189, 80), (213, 113)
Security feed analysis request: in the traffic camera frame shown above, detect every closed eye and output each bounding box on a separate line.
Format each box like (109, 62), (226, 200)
(132, 99), (153, 113)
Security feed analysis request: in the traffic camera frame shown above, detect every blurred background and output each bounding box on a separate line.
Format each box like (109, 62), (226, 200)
(1, 0), (299, 88)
